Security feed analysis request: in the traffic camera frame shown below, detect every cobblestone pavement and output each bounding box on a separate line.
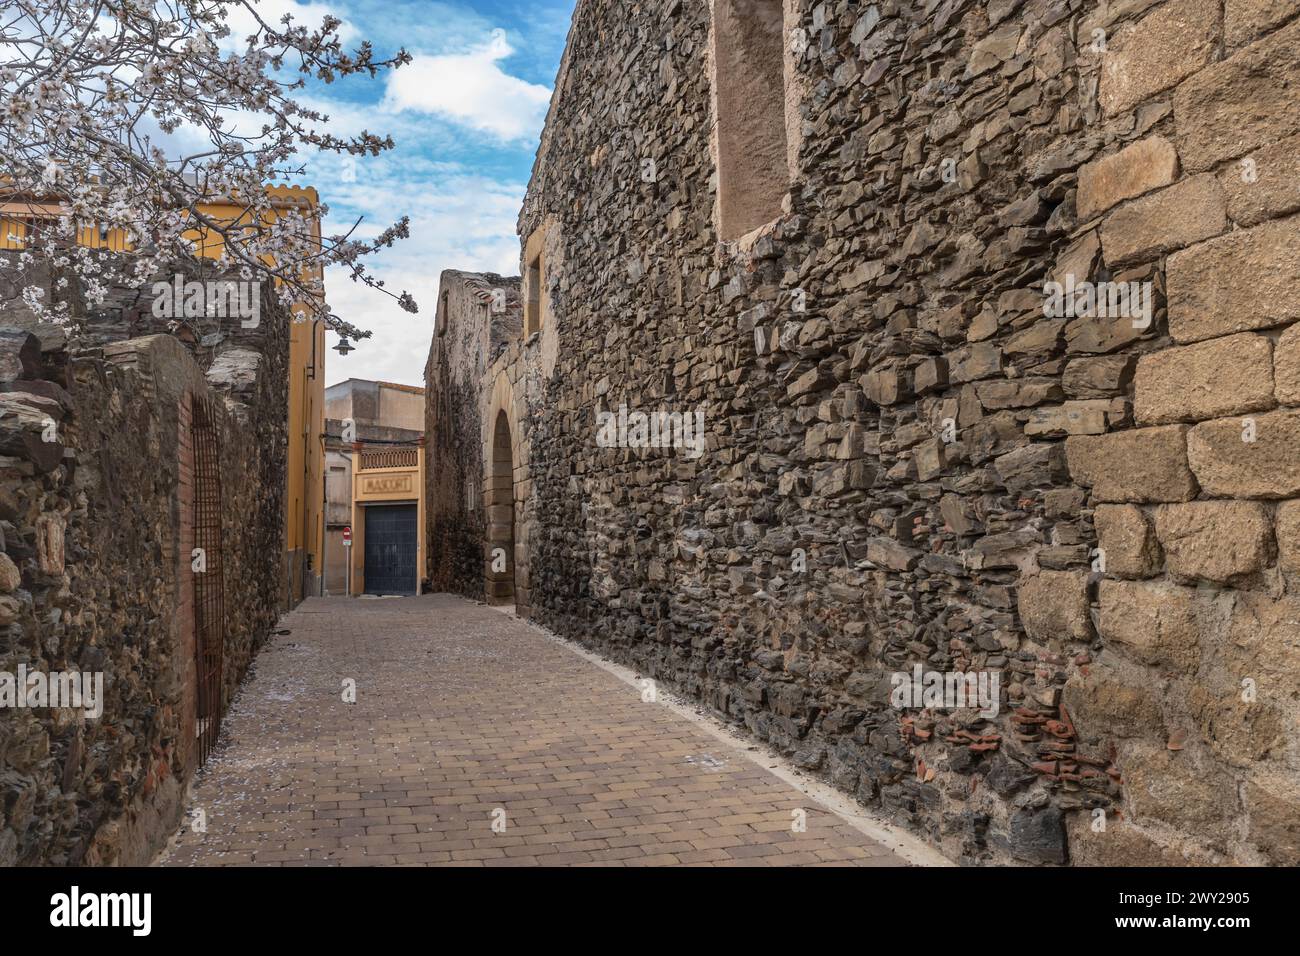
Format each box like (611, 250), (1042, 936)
(157, 594), (915, 867)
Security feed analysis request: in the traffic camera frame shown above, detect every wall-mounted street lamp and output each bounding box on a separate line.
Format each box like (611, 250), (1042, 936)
(333, 336), (355, 356)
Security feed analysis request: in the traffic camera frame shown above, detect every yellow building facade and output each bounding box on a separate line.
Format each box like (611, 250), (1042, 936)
(323, 379), (427, 596)
(287, 303), (326, 605)
(348, 443), (426, 596)
(0, 184), (327, 607)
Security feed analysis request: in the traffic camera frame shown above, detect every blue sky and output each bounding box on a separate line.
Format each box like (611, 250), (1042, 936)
(257, 0), (576, 386)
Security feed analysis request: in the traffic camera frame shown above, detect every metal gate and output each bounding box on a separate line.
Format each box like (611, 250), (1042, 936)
(192, 395), (225, 766)
(363, 504), (418, 596)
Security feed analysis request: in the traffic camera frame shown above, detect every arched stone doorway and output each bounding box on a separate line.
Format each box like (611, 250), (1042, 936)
(485, 409), (515, 605)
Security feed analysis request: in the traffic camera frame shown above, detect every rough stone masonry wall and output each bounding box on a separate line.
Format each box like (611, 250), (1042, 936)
(485, 0), (1300, 865)
(0, 281), (287, 865)
(425, 272), (523, 597)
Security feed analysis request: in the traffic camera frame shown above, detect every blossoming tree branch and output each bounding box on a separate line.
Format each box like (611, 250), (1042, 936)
(0, 0), (416, 337)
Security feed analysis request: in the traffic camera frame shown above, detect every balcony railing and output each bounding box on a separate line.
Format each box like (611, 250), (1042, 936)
(358, 447), (418, 471)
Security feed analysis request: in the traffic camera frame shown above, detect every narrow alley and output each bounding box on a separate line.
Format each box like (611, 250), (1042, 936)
(157, 595), (924, 867)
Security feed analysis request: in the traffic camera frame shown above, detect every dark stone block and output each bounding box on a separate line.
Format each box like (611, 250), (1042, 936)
(1009, 807), (1067, 864)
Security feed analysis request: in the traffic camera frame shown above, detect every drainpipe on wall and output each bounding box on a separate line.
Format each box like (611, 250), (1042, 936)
(319, 431), (328, 597)
(349, 443), (359, 597)
(319, 471), (327, 597)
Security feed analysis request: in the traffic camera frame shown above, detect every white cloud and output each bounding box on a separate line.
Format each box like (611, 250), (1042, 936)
(318, 171), (525, 387)
(137, 4), (560, 385)
(382, 29), (552, 141)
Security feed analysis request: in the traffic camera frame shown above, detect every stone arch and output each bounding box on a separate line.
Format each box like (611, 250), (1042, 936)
(483, 367), (531, 614)
(485, 407), (516, 605)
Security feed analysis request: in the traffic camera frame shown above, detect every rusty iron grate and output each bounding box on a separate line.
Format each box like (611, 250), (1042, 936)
(192, 395), (226, 766)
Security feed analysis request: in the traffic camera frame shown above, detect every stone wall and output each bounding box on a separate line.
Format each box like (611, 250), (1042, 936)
(427, 0), (1300, 865)
(0, 275), (287, 865)
(425, 271), (522, 598)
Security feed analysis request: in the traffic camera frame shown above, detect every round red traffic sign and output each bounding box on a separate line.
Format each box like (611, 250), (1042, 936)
(342, 527), (352, 542)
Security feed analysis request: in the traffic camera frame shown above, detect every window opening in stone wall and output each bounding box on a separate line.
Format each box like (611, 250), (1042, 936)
(712, 0), (790, 241)
(438, 289), (449, 335)
(525, 253), (542, 337)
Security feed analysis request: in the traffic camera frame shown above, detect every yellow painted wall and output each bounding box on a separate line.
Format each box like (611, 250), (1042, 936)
(287, 315), (326, 602)
(349, 446), (425, 596)
(0, 205), (131, 252)
(2, 184), (328, 605)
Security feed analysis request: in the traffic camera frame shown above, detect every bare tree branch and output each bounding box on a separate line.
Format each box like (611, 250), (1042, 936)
(0, 0), (417, 336)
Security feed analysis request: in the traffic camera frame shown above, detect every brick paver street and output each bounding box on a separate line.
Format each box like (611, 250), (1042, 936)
(157, 594), (912, 867)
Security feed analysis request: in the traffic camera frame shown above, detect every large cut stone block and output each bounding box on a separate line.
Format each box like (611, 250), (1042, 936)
(1185, 593), (1300, 779)
(1273, 323), (1300, 405)
(1017, 570), (1092, 644)
(1100, 0), (1221, 116)
(1174, 18), (1300, 172)
(1276, 499), (1300, 572)
(1098, 579), (1202, 673)
(1095, 504), (1162, 578)
(1134, 333), (1274, 424)
(1219, 131), (1300, 227)
(1065, 814), (1216, 866)
(1167, 216), (1300, 343)
(1066, 426), (1198, 502)
(1122, 742), (1236, 832)
(1187, 682), (1286, 769)
(1077, 136), (1180, 220)
(1245, 778), (1300, 866)
(1222, 590), (1300, 688)
(1187, 409), (1300, 498)
(1062, 654), (1166, 742)
(1153, 500), (1274, 584)
(1099, 175), (1227, 266)
(1227, 0), (1300, 47)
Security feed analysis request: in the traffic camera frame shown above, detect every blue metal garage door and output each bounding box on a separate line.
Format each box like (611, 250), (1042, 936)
(363, 504), (418, 596)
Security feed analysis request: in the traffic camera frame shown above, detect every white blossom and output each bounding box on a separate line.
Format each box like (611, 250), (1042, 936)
(0, 0), (417, 337)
